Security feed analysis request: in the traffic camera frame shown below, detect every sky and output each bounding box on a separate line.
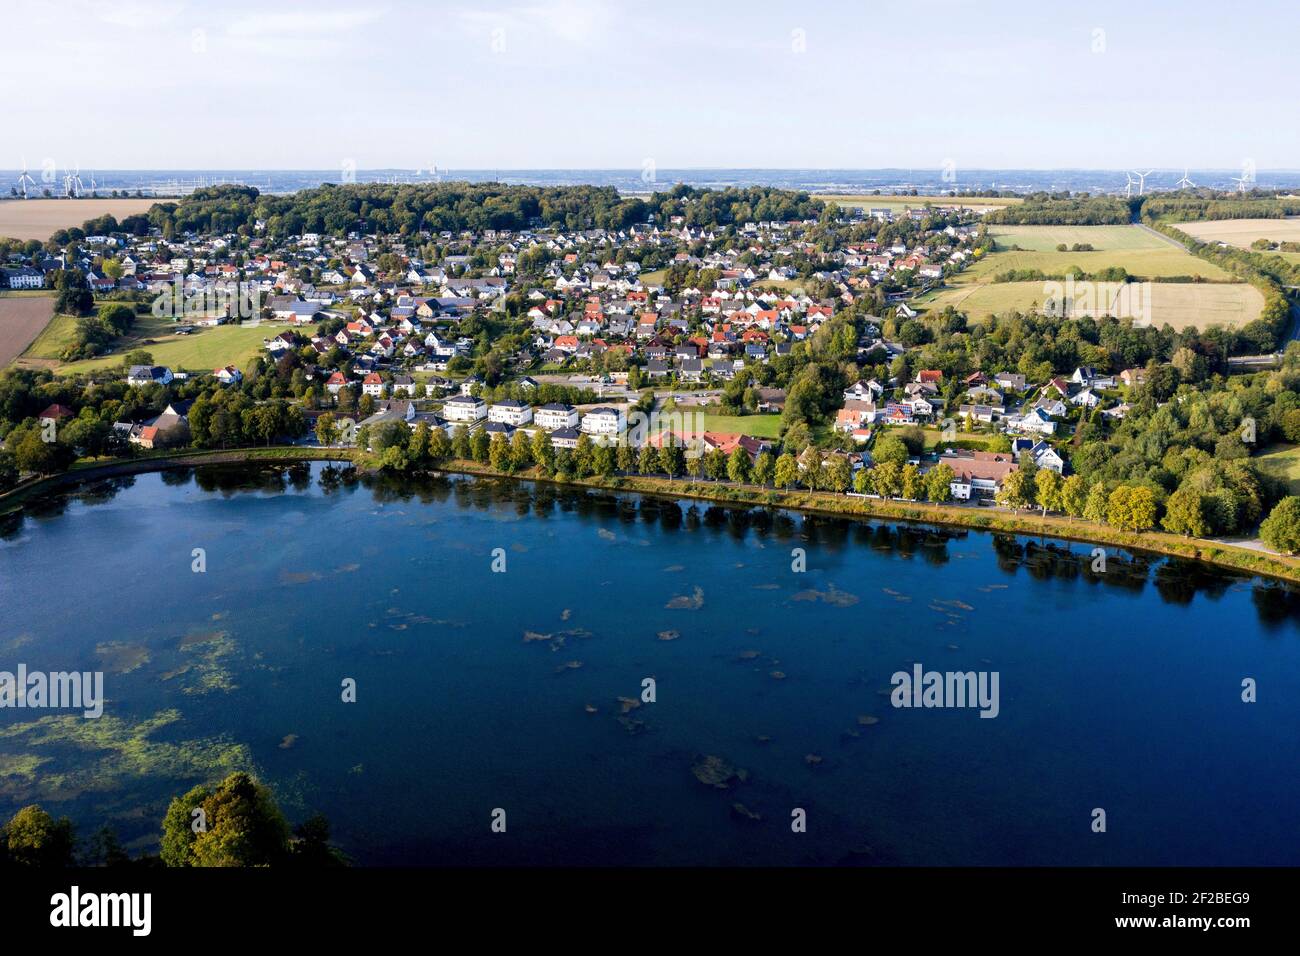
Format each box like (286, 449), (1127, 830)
(4, 0), (1297, 171)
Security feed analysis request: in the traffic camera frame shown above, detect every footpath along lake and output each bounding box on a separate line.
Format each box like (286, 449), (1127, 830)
(1, 462), (1298, 865)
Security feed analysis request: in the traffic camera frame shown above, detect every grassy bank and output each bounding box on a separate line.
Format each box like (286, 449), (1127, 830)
(6, 445), (1300, 586)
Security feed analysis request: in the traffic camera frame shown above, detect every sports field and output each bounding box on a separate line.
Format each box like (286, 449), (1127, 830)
(0, 198), (157, 241)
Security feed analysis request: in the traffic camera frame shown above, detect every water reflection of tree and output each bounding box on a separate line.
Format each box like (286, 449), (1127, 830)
(6, 465), (1295, 628)
(1251, 584), (1300, 628)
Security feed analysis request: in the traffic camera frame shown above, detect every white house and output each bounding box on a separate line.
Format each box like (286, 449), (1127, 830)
(489, 400), (533, 426)
(127, 365), (173, 387)
(535, 403), (579, 430)
(580, 407), (625, 436)
(442, 394), (487, 423)
(213, 365), (243, 386)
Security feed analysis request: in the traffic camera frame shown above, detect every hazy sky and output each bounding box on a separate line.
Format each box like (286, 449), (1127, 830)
(5, 0), (1296, 171)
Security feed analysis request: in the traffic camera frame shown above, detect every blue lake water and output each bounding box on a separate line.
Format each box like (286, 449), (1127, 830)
(2, 463), (1299, 866)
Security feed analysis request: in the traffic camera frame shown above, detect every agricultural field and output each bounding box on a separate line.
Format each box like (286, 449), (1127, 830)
(52, 317), (318, 377)
(915, 224), (1261, 331)
(0, 295), (56, 366)
(0, 198), (157, 241)
(1134, 282), (1264, 331)
(823, 194), (1020, 212)
(1179, 217), (1300, 250)
(978, 225), (1234, 280)
(1254, 444), (1300, 495)
(919, 278), (1262, 330)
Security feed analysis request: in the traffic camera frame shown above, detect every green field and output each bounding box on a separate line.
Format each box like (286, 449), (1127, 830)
(659, 410), (783, 439)
(637, 269), (667, 287)
(20, 312), (80, 360)
(53, 317), (317, 377)
(1256, 444), (1300, 494)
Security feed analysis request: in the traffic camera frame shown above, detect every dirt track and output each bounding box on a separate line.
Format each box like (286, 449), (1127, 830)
(0, 296), (56, 366)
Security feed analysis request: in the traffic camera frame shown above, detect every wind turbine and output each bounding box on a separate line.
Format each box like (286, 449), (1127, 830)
(1130, 170), (1155, 195)
(16, 159), (36, 199)
(1176, 167), (1195, 189)
(1230, 175), (1250, 195)
(1123, 171), (1136, 198)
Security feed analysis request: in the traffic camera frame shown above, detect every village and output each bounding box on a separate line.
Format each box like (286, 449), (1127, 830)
(1, 186), (1168, 513)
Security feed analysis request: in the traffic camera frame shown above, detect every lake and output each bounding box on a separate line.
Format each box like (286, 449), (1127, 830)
(2, 463), (1299, 866)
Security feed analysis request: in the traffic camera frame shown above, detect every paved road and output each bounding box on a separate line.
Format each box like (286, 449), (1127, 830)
(1132, 221), (1188, 250)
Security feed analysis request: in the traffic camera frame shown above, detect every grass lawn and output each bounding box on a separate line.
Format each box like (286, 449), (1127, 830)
(658, 409), (783, 438)
(918, 427), (998, 451)
(20, 312), (80, 360)
(638, 269), (667, 287)
(56, 318), (319, 376)
(1255, 444), (1300, 494)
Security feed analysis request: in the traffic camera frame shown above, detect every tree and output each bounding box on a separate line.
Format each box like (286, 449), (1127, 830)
(638, 443), (659, 475)
(470, 429), (490, 463)
(314, 412), (338, 448)
(615, 441), (636, 474)
(726, 447), (751, 483)
(900, 463), (924, 500)
(573, 434), (595, 476)
(1162, 486), (1209, 537)
(925, 462), (954, 502)
(773, 452), (799, 489)
(1106, 485), (1158, 533)
(0, 805), (76, 867)
(873, 460), (903, 498)
(160, 772), (292, 867)
(995, 469), (1033, 512)
(510, 430), (533, 470)
(824, 455), (852, 493)
(659, 442), (684, 478)
(873, 433), (909, 466)
(428, 426), (452, 461)
(592, 442), (615, 477)
(1260, 497), (1300, 554)
(1083, 481), (1109, 523)
(1034, 469), (1063, 516)
(409, 422), (431, 463)
(1060, 474), (1087, 517)
(488, 433), (512, 472)
(704, 447), (728, 481)
(751, 450), (774, 486)
(451, 425), (471, 459)
(853, 465), (874, 495)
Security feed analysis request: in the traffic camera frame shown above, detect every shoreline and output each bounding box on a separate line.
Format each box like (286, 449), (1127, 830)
(5, 446), (1300, 587)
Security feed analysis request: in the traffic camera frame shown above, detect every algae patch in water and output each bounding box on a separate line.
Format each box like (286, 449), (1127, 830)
(0, 709), (254, 803)
(161, 630), (239, 695)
